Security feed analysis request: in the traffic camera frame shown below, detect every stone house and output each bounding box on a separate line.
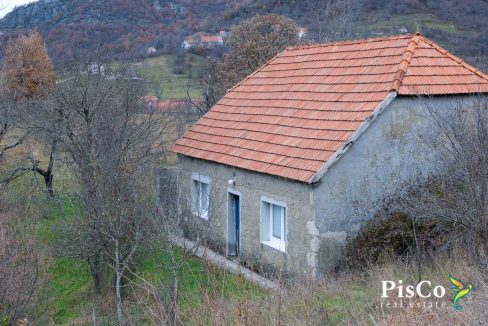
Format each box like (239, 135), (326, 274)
(170, 33), (488, 277)
(182, 32), (225, 50)
(298, 27), (309, 39)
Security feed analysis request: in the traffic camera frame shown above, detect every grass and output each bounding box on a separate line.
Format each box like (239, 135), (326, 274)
(366, 13), (462, 35)
(3, 173), (264, 324)
(139, 248), (265, 307)
(133, 53), (205, 99)
(31, 191), (90, 324)
(47, 258), (91, 324)
(6, 175), (486, 325)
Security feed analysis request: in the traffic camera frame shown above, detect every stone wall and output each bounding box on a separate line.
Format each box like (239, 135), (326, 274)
(177, 155), (316, 277)
(313, 95), (478, 273)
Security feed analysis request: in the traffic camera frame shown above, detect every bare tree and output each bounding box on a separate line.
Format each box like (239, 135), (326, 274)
(124, 167), (228, 326)
(0, 96), (26, 165)
(307, 0), (329, 43)
(0, 197), (40, 325)
(187, 58), (222, 116)
(308, 0), (362, 42)
(36, 65), (169, 324)
(401, 95), (488, 271)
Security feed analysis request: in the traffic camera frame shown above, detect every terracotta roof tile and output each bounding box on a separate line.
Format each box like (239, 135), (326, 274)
(172, 33), (488, 183)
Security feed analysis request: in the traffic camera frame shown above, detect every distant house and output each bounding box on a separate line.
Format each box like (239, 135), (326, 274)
(147, 47), (157, 55)
(182, 40), (192, 50)
(298, 27), (308, 39)
(200, 35), (224, 47)
(84, 62), (105, 75)
(170, 34), (488, 277)
(182, 32), (225, 50)
(398, 27), (408, 33)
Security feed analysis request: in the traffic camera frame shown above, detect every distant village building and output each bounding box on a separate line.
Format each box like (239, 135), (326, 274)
(147, 47), (157, 55)
(298, 27), (308, 39)
(182, 32), (226, 50)
(398, 27), (408, 33)
(85, 62), (105, 75)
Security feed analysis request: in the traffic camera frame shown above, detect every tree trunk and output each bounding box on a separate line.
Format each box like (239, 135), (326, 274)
(35, 141), (56, 197)
(91, 297), (98, 326)
(90, 253), (103, 295)
(44, 141), (56, 196)
(412, 219), (422, 283)
(91, 307), (97, 326)
(44, 172), (53, 197)
(168, 250), (179, 326)
(114, 239), (123, 326)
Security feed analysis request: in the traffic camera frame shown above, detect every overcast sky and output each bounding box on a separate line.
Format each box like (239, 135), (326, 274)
(0, 0), (38, 18)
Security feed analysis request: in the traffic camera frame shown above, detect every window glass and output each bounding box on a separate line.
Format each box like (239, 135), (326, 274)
(191, 174), (210, 219)
(191, 179), (199, 213)
(272, 204), (282, 239)
(201, 182), (209, 211)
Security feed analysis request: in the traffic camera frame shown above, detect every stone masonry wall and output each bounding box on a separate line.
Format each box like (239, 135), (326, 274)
(177, 155), (316, 277)
(312, 96), (479, 273)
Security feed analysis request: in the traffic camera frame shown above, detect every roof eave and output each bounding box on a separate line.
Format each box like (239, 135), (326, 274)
(308, 91), (398, 184)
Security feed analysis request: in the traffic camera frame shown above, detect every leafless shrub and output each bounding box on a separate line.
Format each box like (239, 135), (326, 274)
(0, 96), (26, 168)
(400, 95), (488, 270)
(307, 0), (363, 42)
(0, 194), (41, 325)
(122, 166), (233, 325)
(161, 251), (487, 325)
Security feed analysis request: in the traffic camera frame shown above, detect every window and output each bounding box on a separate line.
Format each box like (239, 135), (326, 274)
(260, 198), (286, 252)
(191, 173), (210, 219)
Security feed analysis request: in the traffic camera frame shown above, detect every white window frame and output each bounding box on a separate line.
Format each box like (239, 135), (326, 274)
(191, 172), (210, 219)
(260, 196), (287, 252)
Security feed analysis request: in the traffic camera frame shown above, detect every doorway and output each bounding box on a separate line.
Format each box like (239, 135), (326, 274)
(227, 192), (240, 256)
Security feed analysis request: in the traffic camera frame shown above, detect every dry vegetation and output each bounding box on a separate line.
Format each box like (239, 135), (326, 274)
(131, 250), (488, 325)
(3, 180), (485, 325)
(1, 12), (487, 326)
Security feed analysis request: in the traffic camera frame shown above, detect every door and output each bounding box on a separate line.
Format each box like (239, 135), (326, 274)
(227, 192), (240, 256)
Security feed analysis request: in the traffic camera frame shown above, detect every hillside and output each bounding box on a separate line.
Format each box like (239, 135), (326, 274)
(0, 0), (252, 65)
(0, 0), (486, 70)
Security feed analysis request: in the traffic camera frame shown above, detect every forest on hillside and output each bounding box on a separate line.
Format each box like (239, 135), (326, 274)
(0, 0), (487, 70)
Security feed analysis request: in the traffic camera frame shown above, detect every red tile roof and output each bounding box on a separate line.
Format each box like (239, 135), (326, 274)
(172, 33), (488, 183)
(201, 35), (223, 43)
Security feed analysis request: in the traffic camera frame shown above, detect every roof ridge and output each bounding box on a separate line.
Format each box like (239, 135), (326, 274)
(419, 36), (488, 83)
(286, 33), (415, 51)
(391, 33), (421, 92)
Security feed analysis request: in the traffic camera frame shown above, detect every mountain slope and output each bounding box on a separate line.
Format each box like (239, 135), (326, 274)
(0, 0), (251, 65)
(0, 0), (486, 71)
